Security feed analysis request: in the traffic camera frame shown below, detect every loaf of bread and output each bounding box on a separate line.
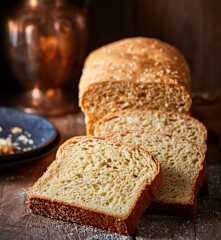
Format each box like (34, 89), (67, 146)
(27, 136), (160, 235)
(79, 37), (192, 135)
(106, 130), (206, 217)
(94, 109), (207, 147)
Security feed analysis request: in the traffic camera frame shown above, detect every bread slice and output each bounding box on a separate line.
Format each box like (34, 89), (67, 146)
(94, 109), (207, 147)
(27, 136), (160, 235)
(79, 37), (192, 134)
(105, 130), (206, 217)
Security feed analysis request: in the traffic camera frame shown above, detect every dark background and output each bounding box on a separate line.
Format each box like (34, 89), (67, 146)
(0, 0), (221, 98)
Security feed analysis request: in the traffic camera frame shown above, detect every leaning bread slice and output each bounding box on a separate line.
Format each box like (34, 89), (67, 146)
(106, 130), (206, 217)
(94, 109), (207, 147)
(79, 37), (192, 135)
(27, 136), (160, 235)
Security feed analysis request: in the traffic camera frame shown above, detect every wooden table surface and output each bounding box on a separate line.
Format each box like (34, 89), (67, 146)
(0, 99), (221, 240)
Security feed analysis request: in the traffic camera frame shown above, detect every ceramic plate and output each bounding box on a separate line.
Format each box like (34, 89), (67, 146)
(0, 107), (60, 165)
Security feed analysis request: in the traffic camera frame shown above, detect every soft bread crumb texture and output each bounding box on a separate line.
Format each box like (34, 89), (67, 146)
(29, 137), (159, 217)
(79, 37), (192, 133)
(82, 81), (191, 133)
(94, 109), (207, 146)
(107, 130), (205, 205)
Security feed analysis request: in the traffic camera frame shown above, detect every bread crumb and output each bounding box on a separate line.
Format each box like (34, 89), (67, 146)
(0, 127), (34, 155)
(0, 138), (16, 154)
(17, 135), (34, 145)
(11, 127), (23, 134)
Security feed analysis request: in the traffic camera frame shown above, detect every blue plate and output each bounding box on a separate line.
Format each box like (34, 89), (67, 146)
(0, 107), (59, 164)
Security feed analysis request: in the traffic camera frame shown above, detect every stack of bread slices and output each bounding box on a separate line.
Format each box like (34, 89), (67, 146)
(27, 37), (207, 235)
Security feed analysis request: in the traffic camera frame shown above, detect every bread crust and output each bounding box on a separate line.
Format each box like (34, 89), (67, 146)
(27, 136), (161, 235)
(79, 37), (191, 96)
(79, 37), (192, 132)
(28, 185), (153, 235)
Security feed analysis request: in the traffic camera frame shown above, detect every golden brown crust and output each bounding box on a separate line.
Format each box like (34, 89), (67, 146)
(79, 37), (192, 132)
(27, 136), (161, 235)
(79, 37), (191, 96)
(28, 177), (158, 235)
